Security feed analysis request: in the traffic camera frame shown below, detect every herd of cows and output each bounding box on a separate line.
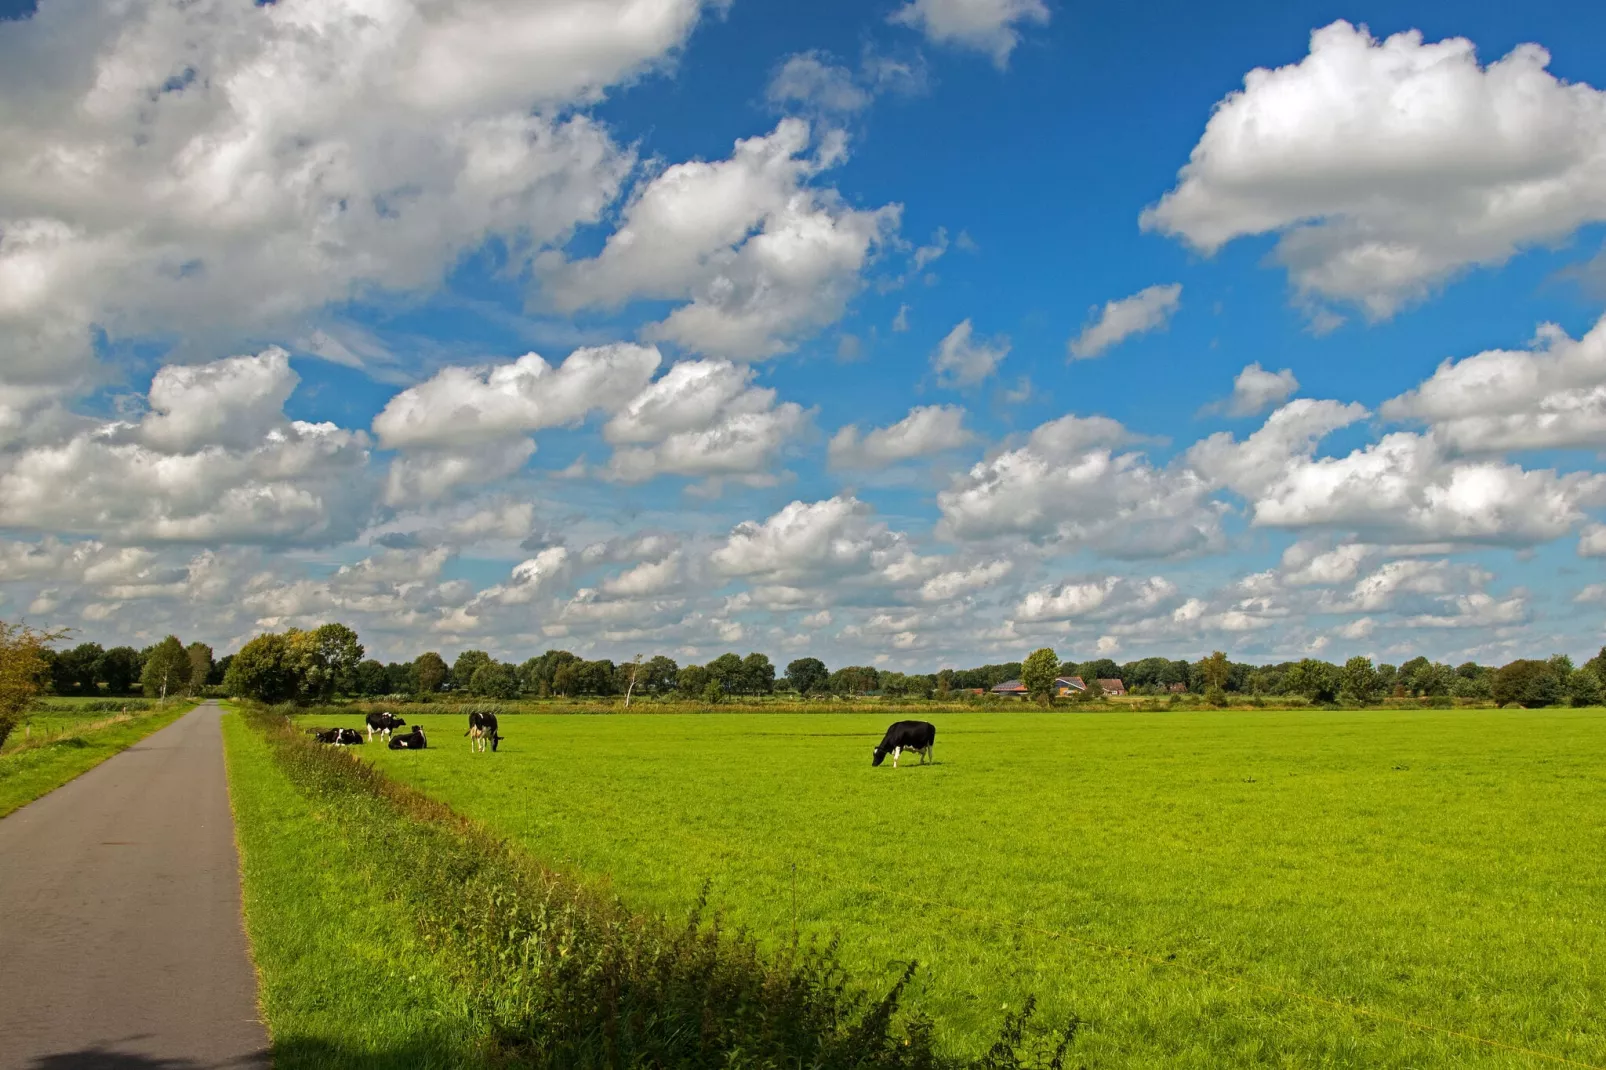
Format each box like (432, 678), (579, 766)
(308, 711), (936, 768)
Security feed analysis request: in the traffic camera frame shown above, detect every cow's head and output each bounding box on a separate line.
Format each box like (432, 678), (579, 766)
(393, 716), (406, 727)
(871, 746), (888, 767)
(490, 732), (501, 752)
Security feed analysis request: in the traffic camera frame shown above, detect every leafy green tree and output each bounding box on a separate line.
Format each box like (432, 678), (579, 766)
(1492, 659), (1563, 708)
(678, 664), (711, 695)
(98, 646), (141, 694)
(552, 661), (580, 696)
(210, 654), (232, 686)
(642, 655), (680, 692)
(451, 649), (493, 691)
(1340, 656), (1381, 704)
(223, 633), (299, 704)
(1284, 659), (1341, 703)
(414, 651), (448, 695)
(786, 657), (829, 695)
(1566, 667), (1601, 707)
(829, 666), (880, 695)
(141, 636), (191, 700)
(285, 623), (364, 703)
(706, 653), (745, 692)
(384, 661), (417, 695)
(186, 642), (214, 696)
(470, 661), (520, 700)
(741, 652), (775, 695)
(1021, 647), (1059, 699)
(56, 642), (104, 695)
(578, 659), (616, 695)
(354, 659), (389, 696)
(0, 622), (67, 748)
(1197, 651), (1231, 691)
(701, 680), (724, 704)
(1077, 658), (1121, 685)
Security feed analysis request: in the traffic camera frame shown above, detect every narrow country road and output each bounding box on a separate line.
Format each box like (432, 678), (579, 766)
(0, 701), (270, 1070)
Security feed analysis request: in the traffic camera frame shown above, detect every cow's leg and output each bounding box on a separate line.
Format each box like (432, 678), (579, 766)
(893, 746), (901, 768)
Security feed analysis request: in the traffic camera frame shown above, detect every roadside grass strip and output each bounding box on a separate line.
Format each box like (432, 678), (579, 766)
(229, 703), (1077, 1070)
(0, 702), (193, 818)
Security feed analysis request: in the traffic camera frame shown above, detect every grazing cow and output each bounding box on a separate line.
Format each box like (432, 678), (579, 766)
(388, 725), (428, 750)
(465, 711), (501, 753)
(872, 720), (935, 768)
(365, 711), (407, 742)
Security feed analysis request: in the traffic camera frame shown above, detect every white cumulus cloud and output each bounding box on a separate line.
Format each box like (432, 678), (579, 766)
(829, 404), (974, 469)
(1068, 284), (1182, 359)
(890, 0), (1049, 67)
(932, 319), (1009, 387)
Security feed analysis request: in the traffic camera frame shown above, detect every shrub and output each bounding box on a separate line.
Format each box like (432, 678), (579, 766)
(1203, 686), (1228, 708)
(1492, 660), (1562, 708)
(240, 704), (1077, 1068)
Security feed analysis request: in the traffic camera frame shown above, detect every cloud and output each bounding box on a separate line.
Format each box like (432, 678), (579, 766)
(1068, 284), (1182, 359)
(938, 414), (1223, 557)
(601, 360), (807, 484)
(372, 344), (661, 450)
(711, 496), (939, 595)
(1580, 524), (1606, 557)
(932, 319), (1009, 387)
(767, 53), (872, 114)
(1222, 363), (1299, 417)
(1142, 21), (1606, 317)
(0, 0), (704, 401)
(538, 119), (899, 359)
(1382, 313), (1606, 452)
(1016, 577), (1121, 623)
(140, 348), (299, 452)
(1187, 399), (1371, 496)
(828, 405), (974, 469)
(890, 0), (1049, 67)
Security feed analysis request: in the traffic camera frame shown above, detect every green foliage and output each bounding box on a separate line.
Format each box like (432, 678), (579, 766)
(352, 658), (389, 696)
(677, 664), (711, 695)
(0, 621), (67, 748)
(469, 661), (520, 700)
(641, 655), (680, 692)
(452, 649), (494, 690)
(701, 680), (725, 704)
(786, 657), (830, 695)
(1341, 656), (1381, 704)
(1567, 667), (1603, 707)
(1203, 685), (1228, 707)
(414, 651), (449, 695)
(1021, 648), (1059, 699)
(830, 665), (881, 695)
(186, 642), (214, 696)
(287, 623), (364, 704)
(238, 705), (1075, 1068)
(224, 633), (301, 704)
(1492, 659), (1563, 708)
(141, 635), (191, 699)
(97, 646), (141, 694)
(1197, 652), (1230, 692)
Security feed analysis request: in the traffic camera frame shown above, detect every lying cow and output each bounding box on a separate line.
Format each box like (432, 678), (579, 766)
(311, 727), (364, 745)
(388, 725), (428, 750)
(365, 710), (407, 742)
(465, 711), (501, 753)
(872, 720), (935, 768)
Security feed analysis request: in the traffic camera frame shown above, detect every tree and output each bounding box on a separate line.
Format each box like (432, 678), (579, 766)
(1077, 658), (1121, 685)
(210, 654), (232, 686)
(552, 661), (580, 696)
(186, 642), (214, 696)
(642, 655), (680, 693)
(0, 622), (67, 748)
(786, 657), (829, 696)
(678, 664), (711, 695)
(1021, 647), (1059, 699)
(385, 661), (417, 695)
(141, 636), (191, 700)
(223, 633), (299, 704)
(1566, 667), (1601, 708)
(1197, 651), (1230, 691)
(288, 623), (364, 703)
(1284, 659), (1340, 703)
(470, 661), (520, 700)
(741, 652), (775, 695)
(98, 646), (141, 694)
(414, 651), (448, 695)
(1492, 659), (1563, 708)
(706, 653), (745, 693)
(57, 642), (104, 695)
(1340, 656), (1381, 704)
(451, 650), (493, 690)
(354, 659), (390, 696)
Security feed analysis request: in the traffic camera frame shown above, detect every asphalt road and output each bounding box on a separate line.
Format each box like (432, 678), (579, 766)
(0, 701), (270, 1070)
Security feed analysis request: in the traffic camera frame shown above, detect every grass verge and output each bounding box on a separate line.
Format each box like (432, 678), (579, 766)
(0, 701), (194, 818)
(228, 703), (1077, 1069)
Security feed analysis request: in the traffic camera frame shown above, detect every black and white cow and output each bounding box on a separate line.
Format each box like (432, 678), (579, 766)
(465, 711), (501, 753)
(311, 727), (364, 745)
(872, 720), (935, 768)
(365, 711), (407, 742)
(388, 725), (428, 750)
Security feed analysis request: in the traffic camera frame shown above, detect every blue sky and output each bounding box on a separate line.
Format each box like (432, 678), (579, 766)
(3, 0), (1606, 669)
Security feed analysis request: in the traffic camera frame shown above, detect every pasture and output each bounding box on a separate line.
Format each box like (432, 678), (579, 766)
(308, 706), (1606, 1067)
(0, 700), (191, 817)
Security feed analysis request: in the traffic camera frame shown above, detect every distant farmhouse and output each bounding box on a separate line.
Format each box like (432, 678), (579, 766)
(990, 675), (1123, 698)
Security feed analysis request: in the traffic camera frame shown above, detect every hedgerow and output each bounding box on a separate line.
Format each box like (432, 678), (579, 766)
(244, 703), (1076, 1069)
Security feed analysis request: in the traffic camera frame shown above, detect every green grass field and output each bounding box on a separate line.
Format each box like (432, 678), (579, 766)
(0, 701), (193, 818)
(300, 706), (1606, 1068)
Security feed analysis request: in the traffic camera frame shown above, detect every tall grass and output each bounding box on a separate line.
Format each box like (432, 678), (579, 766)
(244, 703), (1076, 1069)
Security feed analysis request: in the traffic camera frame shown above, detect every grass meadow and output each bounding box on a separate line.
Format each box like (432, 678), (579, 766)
(300, 705), (1606, 1068)
(0, 699), (192, 817)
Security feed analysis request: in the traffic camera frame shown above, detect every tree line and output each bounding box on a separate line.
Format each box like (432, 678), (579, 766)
(21, 617), (1606, 711)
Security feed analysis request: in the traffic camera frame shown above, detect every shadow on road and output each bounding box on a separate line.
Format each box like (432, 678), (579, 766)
(24, 1041), (268, 1070)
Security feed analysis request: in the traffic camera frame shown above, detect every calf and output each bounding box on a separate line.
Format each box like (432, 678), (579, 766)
(309, 726), (341, 744)
(465, 711), (501, 753)
(872, 720), (935, 768)
(365, 711), (407, 742)
(311, 727), (364, 745)
(388, 725), (428, 750)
